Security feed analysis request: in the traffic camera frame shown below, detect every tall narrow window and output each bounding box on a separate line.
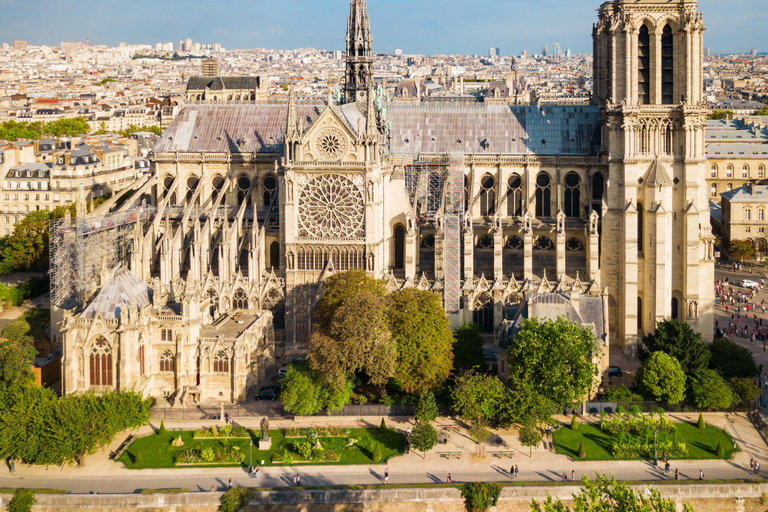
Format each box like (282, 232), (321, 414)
(269, 241), (280, 269)
(535, 173), (552, 217)
(507, 175), (523, 217)
(638, 25), (651, 105)
(671, 297), (679, 321)
(213, 351), (229, 373)
(743, 165), (749, 178)
(564, 173), (581, 218)
(592, 173), (605, 214)
(138, 343), (145, 377)
(394, 225), (405, 270)
(711, 165), (718, 178)
(479, 175), (496, 216)
(637, 297), (643, 330)
(661, 24), (674, 104)
(263, 175), (277, 206)
(637, 202), (644, 250)
(90, 337), (112, 387)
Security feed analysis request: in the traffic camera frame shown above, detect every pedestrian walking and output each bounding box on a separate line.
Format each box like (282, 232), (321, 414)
(228, 478), (233, 489)
(211, 486), (216, 492)
(293, 475), (298, 486)
(699, 470), (704, 480)
(562, 472), (567, 482)
(664, 462), (670, 474)
(515, 465), (519, 478)
(755, 462), (761, 475)
(675, 469), (679, 480)
(446, 473), (452, 484)
(297, 474), (301, 486)
(571, 470), (575, 481)
(751, 458), (755, 471)
(510, 464), (515, 475)
(384, 468), (390, 483)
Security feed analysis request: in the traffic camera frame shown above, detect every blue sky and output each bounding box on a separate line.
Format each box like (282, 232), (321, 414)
(0, 0), (764, 55)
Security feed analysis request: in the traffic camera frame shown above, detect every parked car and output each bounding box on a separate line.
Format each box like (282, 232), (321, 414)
(264, 383), (282, 396)
(608, 366), (622, 377)
(291, 357), (308, 365)
(739, 279), (759, 289)
(255, 390), (278, 401)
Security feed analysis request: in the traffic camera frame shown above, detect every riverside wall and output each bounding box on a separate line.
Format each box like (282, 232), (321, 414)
(2, 483), (768, 512)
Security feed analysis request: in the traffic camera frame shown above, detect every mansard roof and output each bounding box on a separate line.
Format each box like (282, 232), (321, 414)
(153, 104), (322, 154)
(186, 76), (261, 91)
(81, 267), (153, 320)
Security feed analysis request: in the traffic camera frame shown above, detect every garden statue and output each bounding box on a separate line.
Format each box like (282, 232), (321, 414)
(260, 417), (270, 440)
(172, 436), (184, 447)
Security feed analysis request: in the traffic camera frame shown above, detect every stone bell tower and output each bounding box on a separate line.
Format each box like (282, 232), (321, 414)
(343, 0), (374, 104)
(593, 0), (714, 352)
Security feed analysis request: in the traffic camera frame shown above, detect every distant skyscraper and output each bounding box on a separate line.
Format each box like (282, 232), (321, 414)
(521, 49), (529, 59)
(553, 43), (561, 57)
(489, 47), (500, 58)
(213, 43), (222, 53)
(178, 41), (184, 52)
(705, 48), (711, 57)
(542, 45), (549, 57)
(184, 38), (193, 51)
(751, 48), (758, 57)
(394, 48), (403, 56)
(201, 58), (220, 77)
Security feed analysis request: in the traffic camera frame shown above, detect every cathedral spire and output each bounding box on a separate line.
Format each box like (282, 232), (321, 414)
(343, 0), (374, 104)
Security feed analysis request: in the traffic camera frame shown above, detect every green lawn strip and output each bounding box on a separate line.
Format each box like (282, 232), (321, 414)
(119, 428), (405, 469)
(553, 423), (738, 461)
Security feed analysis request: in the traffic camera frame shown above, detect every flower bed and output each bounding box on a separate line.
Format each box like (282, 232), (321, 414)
(271, 436), (349, 464)
(193, 425), (251, 439)
(284, 426), (350, 439)
(175, 446), (244, 465)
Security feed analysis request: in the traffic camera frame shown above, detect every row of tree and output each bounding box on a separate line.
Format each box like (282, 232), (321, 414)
(629, 320), (759, 409)
(0, 118), (91, 141)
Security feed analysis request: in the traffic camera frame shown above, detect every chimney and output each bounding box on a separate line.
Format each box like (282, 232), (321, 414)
(748, 181), (755, 195)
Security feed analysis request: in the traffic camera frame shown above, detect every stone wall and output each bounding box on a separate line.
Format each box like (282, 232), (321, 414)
(3, 483), (768, 512)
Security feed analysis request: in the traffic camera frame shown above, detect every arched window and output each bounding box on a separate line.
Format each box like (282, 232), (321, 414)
(479, 175), (496, 216)
(211, 175), (224, 203)
(759, 165), (765, 179)
(464, 176), (470, 213)
(233, 288), (248, 310)
(671, 297), (679, 321)
(89, 336), (112, 387)
(743, 165), (749, 178)
(236, 175), (251, 205)
(213, 351), (229, 373)
(394, 225), (405, 270)
(472, 294), (494, 334)
(661, 24), (674, 105)
(711, 183), (717, 197)
(564, 173), (581, 218)
(507, 175), (523, 217)
(163, 176), (176, 204)
(138, 339), (145, 377)
(159, 350), (174, 373)
(186, 175), (199, 203)
(535, 173), (551, 217)
(534, 236), (555, 251)
(269, 241), (280, 269)
(505, 236), (523, 250)
(263, 174), (277, 206)
(745, 209), (752, 221)
(638, 24), (651, 105)
(637, 202), (644, 250)
(208, 289), (218, 319)
(726, 165), (733, 178)
(592, 173), (604, 202)
(727, 183), (733, 192)
(711, 165), (718, 178)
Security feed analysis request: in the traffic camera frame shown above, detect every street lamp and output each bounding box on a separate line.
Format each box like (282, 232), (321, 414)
(653, 430), (658, 467)
(249, 439), (253, 469)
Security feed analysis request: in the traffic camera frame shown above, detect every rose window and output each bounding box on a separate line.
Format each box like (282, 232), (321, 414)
(298, 174), (364, 239)
(314, 128), (348, 161)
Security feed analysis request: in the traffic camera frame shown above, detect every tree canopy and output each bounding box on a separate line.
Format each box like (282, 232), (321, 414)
(707, 109), (733, 121)
(388, 288), (454, 394)
(0, 323), (36, 384)
(639, 320), (710, 377)
(707, 338), (757, 380)
(0, 210), (50, 273)
(0, 118), (90, 141)
(689, 369), (733, 410)
(506, 317), (599, 410)
(452, 370), (505, 426)
(729, 240), (755, 261)
(314, 270), (386, 327)
(635, 352), (686, 404)
(280, 362), (353, 415)
(453, 323), (485, 371)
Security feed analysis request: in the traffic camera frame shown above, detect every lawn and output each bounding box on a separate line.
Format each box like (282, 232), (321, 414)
(119, 427), (405, 469)
(1, 308), (50, 341)
(553, 422), (739, 461)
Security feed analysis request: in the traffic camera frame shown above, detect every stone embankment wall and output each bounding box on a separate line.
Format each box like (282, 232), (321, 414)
(2, 484), (768, 512)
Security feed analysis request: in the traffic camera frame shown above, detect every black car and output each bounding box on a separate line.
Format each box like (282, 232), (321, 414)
(608, 366), (622, 377)
(264, 383), (282, 396)
(255, 390), (278, 401)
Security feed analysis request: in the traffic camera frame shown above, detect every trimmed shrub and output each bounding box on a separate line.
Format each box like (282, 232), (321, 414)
(577, 441), (586, 459)
(380, 417), (387, 431)
(134, 451), (144, 466)
(7, 488), (36, 512)
(372, 443), (382, 462)
(716, 440), (725, 457)
(697, 413), (706, 430)
(571, 415), (579, 431)
(219, 488), (253, 512)
(460, 482), (502, 512)
(158, 421), (166, 436)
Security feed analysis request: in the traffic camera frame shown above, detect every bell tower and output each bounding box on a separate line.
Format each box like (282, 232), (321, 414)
(344, 0), (374, 104)
(593, 0), (714, 352)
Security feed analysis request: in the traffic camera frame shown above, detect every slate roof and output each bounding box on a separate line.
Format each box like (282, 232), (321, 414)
(186, 76), (261, 91)
(81, 268), (153, 319)
(721, 184), (768, 203)
(153, 104), (323, 153)
(385, 104), (601, 156)
(706, 143), (768, 157)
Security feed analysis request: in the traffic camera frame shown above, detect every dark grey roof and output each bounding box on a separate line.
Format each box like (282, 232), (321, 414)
(186, 76), (261, 91)
(385, 104), (601, 156)
(706, 144), (768, 157)
(721, 184), (768, 203)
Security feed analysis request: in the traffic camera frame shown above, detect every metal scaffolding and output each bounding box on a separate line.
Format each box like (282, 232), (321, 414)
(443, 153), (465, 314)
(404, 157), (450, 221)
(49, 206), (155, 309)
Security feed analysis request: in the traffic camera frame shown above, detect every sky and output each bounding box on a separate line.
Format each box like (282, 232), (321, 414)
(0, 0), (765, 56)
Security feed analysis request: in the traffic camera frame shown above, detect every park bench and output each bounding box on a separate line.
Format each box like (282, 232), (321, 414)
(443, 425), (461, 433)
(110, 434), (135, 460)
(438, 451), (462, 459)
(491, 451), (515, 459)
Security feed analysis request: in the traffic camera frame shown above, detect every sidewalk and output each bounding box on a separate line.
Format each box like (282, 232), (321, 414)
(0, 412), (765, 494)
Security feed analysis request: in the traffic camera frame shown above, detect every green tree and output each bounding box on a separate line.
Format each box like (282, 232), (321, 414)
(0, 323), (36, 384)
(697, 412), (706, 429)
(708, 338), (757, 380)
(95, 121), (107, 135)
(461, 483), (502, 512)
(639, 320), (710, 377)
(415, 391), (439, 423)
(314, 270), (386, 327)
(635, 352), (686, 404)
(506, 317), (599, 410)
(389, 288), (454, 394)
(7, 488), (36, 512)
(729, 377), (760, 403)
(498, 379), (556, 428)
(219, 488), (253, 512)
(410, 421), (438, 453)
(1, 210), (51, 272)
(570, 415), (579, 431)
(372, 443), (382, 462)
(44, 117), (90, 137)
(689, 369), (733, 410)
(452, 371), (505, 451)
(729, 239), (755, 260)
(135, 450), (144, 466)
(530, 474), (694, 512)
(380, 417), (387, 431)
(707, 109), (733, 121)
(158, 421), (166, 436)
(280, 364), (325, 416)
(453, 323), (484, 371)
(518, 421), (544, 457)
(577, 442), (586, 459)
(716, 440), (725, 457)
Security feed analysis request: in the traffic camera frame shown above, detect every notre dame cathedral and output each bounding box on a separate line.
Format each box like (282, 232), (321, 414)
(58, 0), (713, 402)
